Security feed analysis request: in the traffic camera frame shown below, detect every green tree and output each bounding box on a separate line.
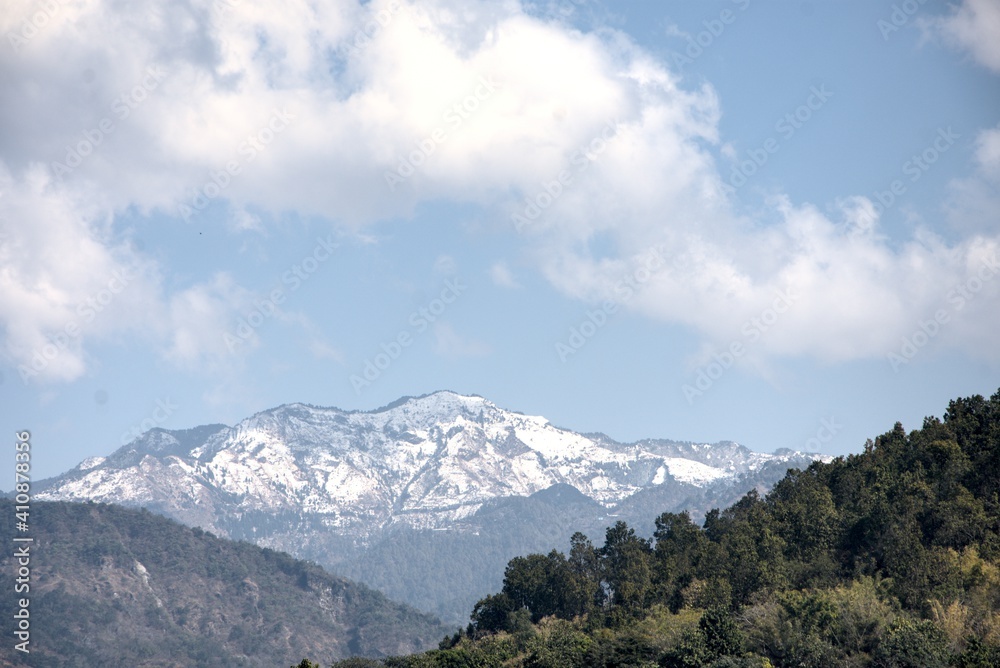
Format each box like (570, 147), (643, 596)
(331, 659), (384, 668)
(568, 532), (603, 616)
(699, 607), (744, 658)
(599, 521), (652, 616)
(471, 593), (515, 634)
(873, 619), (950, 668)
(954, 637), (1000, 668)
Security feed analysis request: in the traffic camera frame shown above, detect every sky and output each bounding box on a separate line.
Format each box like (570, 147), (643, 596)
(1, 0), (999, 482)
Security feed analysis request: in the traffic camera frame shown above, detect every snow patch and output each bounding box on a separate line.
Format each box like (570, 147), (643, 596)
(661, 458), (731, 486)
(37, 391), (829, 540)
(76, 456), (105, 471)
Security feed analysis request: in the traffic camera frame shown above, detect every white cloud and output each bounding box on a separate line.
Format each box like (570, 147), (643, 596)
(664, 23), (690, 40)
(945, 124), (1000, 236)
(538, 175), (1000, 363)
(164, 272), (258, 368)
(1, 0), (998, 380)
(0, 164), (158, 382)
(975, 125), (1000, 176)
(0, 164), (265, 382)
(308, 339), (344, 362)
(0, 0), (670, 223)
(926, 0), (1000, 73)
(227, 206), (264, 234)
(489, 261), (520, 288)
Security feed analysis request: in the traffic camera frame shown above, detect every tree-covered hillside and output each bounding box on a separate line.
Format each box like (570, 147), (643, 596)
(0, 501), (448, 667)
(319, 389), (1000, 667)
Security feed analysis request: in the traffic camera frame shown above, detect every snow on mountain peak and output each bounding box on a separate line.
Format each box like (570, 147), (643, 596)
(36, 391), (827, 539)
(75, 456), (106, 471)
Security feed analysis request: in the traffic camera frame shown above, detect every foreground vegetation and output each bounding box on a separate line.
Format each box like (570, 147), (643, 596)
(305, 389), (1000, 667)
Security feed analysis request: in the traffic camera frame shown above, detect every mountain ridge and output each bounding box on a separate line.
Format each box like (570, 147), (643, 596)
(34, 390), (830, 623)
(37, 390), (826, 528)
(0, 499), (448, 667)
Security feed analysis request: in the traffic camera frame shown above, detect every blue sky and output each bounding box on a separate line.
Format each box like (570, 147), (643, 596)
(1, 0), (998, 481)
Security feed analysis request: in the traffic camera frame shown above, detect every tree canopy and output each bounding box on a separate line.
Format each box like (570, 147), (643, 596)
(322, 389), (1000, 667)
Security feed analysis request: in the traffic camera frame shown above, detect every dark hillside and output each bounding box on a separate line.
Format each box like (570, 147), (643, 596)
(0, 501), (448, 667)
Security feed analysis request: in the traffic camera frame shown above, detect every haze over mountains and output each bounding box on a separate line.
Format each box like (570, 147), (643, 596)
(35, 391), (829, 623)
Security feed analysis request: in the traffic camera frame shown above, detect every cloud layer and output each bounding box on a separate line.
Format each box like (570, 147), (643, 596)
(1, 0), (998, 382)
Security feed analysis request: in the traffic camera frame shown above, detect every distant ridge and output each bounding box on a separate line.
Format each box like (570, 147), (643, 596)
(34, 390), (828, 624)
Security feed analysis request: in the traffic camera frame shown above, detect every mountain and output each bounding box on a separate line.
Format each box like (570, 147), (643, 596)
(324, 389), (1000, 668)
(35, 390), (828, 624)
(0, 499), (448, 668)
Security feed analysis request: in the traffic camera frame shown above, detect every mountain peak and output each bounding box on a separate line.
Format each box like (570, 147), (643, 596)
(247, 391), (495, 424)
(36, 391), (827, 541)
(32, 391), (829, 626)
(368, 390), (495, 420)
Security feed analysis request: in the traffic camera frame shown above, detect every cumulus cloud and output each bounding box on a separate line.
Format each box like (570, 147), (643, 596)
(0, 0), (647, 222)
(164, 272), (259, 368)
(925, 0), (1000, 73)
(0, 164), (156, 382)
(0, 166), (264, 382)
(0, 0), (998, 381)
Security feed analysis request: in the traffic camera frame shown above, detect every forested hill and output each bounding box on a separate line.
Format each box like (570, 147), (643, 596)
(0, 501), (448, 667)
(321, 389), (1000, 667)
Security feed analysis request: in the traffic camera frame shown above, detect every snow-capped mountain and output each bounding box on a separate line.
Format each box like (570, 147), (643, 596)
(37, 391), (825, 539)
(35, 391), (831, 623)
